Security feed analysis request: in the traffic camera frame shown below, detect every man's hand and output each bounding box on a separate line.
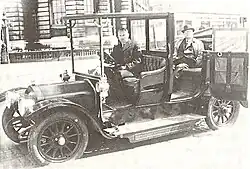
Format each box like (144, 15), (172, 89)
(174, 63), (189, 79)
(119, 65), (127, 70)
(173, 55), (179, 60)
(126, 63), (133, 69)
(176, 63), (189, 70)
(195, 57), (202, 67)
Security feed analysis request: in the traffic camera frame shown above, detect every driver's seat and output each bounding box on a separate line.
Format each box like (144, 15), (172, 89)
(123, 55), (166, 105)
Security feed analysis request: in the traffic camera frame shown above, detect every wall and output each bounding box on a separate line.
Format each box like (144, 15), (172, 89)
(4, 0), (150, 50)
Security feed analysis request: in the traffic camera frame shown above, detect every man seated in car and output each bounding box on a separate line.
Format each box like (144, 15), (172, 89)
(107, 28), (142, 101)
(111, 28), (142, 76)
(173, 25), (204, 78)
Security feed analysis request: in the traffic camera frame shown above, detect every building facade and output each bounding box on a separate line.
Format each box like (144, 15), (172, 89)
(4, 0), (247, 50)
(4, 0), (149, 50)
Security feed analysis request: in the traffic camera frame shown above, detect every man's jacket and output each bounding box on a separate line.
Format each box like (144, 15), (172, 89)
(111, 39), (142, 74)
(174, 37), (204, 67)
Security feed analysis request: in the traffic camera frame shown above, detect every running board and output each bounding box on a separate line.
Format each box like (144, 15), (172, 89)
(104, 114), (205, 143)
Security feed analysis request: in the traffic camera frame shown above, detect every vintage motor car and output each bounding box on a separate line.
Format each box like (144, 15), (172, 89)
(1, 12), (248, 165)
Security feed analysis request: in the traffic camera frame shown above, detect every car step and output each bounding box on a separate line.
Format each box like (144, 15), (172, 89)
(104, 114), (205, 143)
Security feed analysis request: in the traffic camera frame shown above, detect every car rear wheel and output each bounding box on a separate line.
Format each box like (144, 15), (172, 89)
(205, 97), (240, 130)
(28, 111), (89, 165)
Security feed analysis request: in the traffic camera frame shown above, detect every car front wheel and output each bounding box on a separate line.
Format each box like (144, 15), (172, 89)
(205, 97), (240, 130)
(28, 111), (89, 165)
(2, 102), (30, 143)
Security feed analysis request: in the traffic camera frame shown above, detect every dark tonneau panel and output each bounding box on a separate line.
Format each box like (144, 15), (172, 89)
(209, 51), (248, 101)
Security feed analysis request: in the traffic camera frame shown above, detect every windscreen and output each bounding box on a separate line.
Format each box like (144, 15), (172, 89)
(71, 18), (117, 76)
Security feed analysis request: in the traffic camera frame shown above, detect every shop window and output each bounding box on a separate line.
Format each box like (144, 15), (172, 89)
(185, 20), (192, 26)
(226, 21), (237, 28)
(176, 20), (192, 36)
(199, 21), (210, 30)
(176, 20), (184, 35)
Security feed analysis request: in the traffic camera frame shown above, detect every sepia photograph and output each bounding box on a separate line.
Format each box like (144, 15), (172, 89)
(0, 0), (249, 168)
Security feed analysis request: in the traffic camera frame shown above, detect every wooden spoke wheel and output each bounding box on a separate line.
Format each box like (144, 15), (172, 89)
(205, 97), (240, 130)
(28, 112), (89, 165)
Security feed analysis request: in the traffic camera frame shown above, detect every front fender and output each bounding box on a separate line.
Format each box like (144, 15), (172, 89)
(23, 98), (114, 139)
(23, 98), (75, 118)
(24, 98), (97, 122)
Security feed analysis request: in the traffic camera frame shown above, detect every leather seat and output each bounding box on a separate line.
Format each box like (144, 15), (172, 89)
(140, 55), (166, 91)
(141, 55), (166, 72)
(123, 55), (166, 88)
(122, 55), (166, 103)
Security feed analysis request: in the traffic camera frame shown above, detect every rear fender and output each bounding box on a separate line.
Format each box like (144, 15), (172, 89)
(240, 101), (248, 108)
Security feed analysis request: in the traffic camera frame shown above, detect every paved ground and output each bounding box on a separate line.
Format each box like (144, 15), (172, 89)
(0, 103), (249, 169)
(42, 110), (250, 169)
(0, 60), (249, 169)
(0, 58), (100, 93)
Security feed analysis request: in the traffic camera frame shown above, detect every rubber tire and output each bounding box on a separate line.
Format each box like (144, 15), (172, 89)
(2, 105), (22, 143)
(2, 88), (27, 143)
(28, 112), (89, 165)
(205, 97), (240, 130)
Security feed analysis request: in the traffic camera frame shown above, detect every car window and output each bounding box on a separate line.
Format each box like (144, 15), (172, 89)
(149, 19), (167, 51)
(131, 20), (146, 50)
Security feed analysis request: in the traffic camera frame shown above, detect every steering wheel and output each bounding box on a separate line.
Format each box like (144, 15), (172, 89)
(102, 51), (125, 69)
(103, 51), (115, 65)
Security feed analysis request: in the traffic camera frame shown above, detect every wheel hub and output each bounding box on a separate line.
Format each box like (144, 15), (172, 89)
(56, 136), (66, 146)
(219, 104), (231, 115)
(218, 108), (226, 116)
(207, 98), (239, 130)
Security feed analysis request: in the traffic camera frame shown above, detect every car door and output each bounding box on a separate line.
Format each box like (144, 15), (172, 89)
(209, 51), (248, 102)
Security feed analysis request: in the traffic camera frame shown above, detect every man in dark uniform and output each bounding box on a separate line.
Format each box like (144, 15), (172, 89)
(106, 28), (142, 101)
(111, 28), (142, 77)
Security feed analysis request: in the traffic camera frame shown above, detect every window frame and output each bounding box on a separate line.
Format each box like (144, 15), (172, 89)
(49, 0), (67, 37)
